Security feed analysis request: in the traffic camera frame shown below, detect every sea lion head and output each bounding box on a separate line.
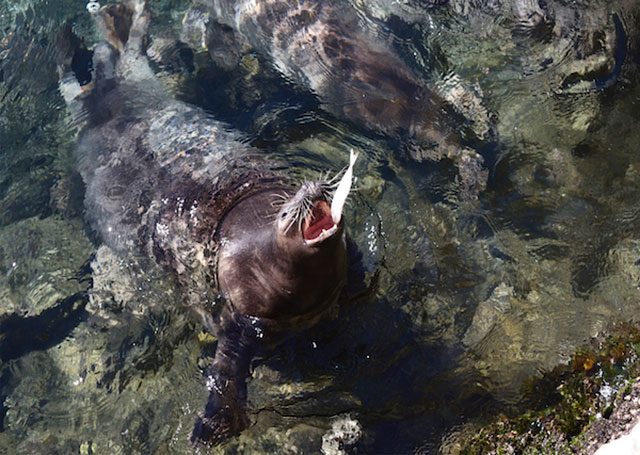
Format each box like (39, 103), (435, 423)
(216, 161), (357, 327)
(275, 180), (338, 247)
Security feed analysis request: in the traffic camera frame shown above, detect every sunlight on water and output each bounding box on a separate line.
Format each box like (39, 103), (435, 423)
(1, 0), (640, 453)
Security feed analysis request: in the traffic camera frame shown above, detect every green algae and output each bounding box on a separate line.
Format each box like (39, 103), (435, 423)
(456, 324), (640, 455)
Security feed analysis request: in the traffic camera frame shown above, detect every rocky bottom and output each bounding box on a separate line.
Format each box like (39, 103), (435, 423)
(444, 324), (640, 455)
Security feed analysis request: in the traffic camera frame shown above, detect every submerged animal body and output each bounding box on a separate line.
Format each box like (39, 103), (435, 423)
(195, 0), (487, 192)
(59, 0), (355, 444)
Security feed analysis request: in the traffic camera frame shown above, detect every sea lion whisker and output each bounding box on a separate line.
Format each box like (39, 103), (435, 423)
(321, 187), (334, 202)
(327, 170), (343, 185)
(282, 207), (299, 234)
(300, 201), (311, 219)
(293, 177), (308, 189)
(294, 202), (310, 231)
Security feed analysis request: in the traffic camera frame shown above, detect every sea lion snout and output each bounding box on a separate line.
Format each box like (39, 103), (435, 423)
(276, 181), (341, 247)
(277, 152), (358, 248)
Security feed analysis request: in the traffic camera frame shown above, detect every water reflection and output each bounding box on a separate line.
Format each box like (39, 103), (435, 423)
(0, 0), (639, 453)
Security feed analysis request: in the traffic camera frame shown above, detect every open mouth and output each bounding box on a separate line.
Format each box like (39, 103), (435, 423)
(302, 200), (339, 246)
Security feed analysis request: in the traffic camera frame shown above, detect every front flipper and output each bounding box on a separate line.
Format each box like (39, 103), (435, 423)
(191, 308), (262, 446)
(190, 368), (249, 445)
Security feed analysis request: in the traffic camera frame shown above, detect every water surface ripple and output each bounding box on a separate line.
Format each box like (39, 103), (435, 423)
(1, 0), (640, 454)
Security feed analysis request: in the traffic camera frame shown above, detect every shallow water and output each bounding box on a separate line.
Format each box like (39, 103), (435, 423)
(1, 0), (640, 454)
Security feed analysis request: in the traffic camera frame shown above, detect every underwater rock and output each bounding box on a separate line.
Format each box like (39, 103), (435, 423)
(2, 314), (204, 454)
(146, 37), (195, 76)
(448, 0), (624, 90)
(0, 216), (93, 319)
(0, 21), (89, 227)
(210, 410), (362, 455)
(248, 362), (362, 420)
(431, 0), (631, 189)
(227, 421), (327, 455)
(179, 2), (210, 50)
(249, 363), (336, 407)
(1, 229), (202, 451)
(180, 5), (248, 71)
(443, 325), (640, 454)
(462, 282), (514, 349)
(87, 245), (177, 321)
(590, 381), (640, 454)
(434, 73), (492, 143)
(589, 239), (640, 322)
(604, 239), (640, 291)
(48, 171), (85, 218)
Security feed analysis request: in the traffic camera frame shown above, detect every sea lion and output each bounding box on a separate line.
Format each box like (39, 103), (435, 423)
(189, 0), (488, 193)
(57, 0), (358, 444)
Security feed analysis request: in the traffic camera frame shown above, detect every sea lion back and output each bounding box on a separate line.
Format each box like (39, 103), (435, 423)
(60, 2), (263, 252)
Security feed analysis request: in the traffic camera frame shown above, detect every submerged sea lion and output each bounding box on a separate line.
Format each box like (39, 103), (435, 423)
(190, 0), (488, 193)
(57, 0), (359, 444)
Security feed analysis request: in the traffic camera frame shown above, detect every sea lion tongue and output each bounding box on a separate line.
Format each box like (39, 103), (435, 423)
(302, 200), (334, 243)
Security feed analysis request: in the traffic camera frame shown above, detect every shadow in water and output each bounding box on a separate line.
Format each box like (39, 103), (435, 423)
(0, 289), (89, 362)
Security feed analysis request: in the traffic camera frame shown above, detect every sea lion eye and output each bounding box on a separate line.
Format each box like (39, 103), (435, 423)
(281, 211), (288, 218)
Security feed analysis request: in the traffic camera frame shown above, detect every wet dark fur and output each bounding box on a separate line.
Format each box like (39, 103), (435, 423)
(59, 0), (352, 445)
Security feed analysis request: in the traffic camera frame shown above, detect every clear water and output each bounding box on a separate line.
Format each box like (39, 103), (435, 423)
(1, 0), (640, 454)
